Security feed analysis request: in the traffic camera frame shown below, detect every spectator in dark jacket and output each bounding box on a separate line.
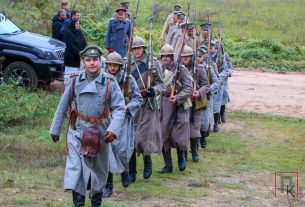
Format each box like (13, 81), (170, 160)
(52, 9), (66, 41)
(60, 9), (80, 35)
(62, 19), (87, 86)
(61, 0), (71, 18)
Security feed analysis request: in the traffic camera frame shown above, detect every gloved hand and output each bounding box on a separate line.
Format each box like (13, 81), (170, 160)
(51, 134), (59, 143)
(107, 48), (114, 53)
(105, 131), (117, 143)
(146, 87), (155, 97)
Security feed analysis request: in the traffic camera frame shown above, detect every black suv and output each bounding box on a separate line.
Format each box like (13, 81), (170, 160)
(0, 13), (65, 88)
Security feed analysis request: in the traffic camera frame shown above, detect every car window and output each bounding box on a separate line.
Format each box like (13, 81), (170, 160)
(0, 14), (21, 35)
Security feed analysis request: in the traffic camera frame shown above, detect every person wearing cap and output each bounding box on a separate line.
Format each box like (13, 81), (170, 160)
(185, 23), (196, 49)
(165, 4), (182, 23)
(166, 12), (185, 52)
(128, 36), (164, 182)
(103, 52), (143, 197)
(50, 45), (126, 207)
(196, 47), (220, 148)
(210, 39), (229, 133)
(161, 10), (180, 43)
(158, 44), (193, 174)
(106, 8), (131, 57)
(180, 45), (209, 162)
(197, 22), (213, 47)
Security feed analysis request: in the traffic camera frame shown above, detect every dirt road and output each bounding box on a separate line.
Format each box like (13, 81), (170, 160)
(50, 69), (305, 119)
(227, 69), (305, 119)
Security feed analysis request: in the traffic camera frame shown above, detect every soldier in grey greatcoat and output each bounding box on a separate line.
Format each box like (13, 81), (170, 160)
(50, 46), (126, 207)
(129, 36), (164, 182)
(106, 8), (131, 57)
(166, 12), (185, 50)
(220, 52), (233, 123)
(181, 45), (209, 162)
(211, 40), (229, 132)
(197, 46), (220, 148)
(103, 52), (143, 197)
(158, 44), (193, 174)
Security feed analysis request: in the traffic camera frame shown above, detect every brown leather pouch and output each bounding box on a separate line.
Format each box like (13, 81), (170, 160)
(80, 127), (100, 158)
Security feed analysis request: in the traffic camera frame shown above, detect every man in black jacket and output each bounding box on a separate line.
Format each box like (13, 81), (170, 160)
(52, 9), (67, 41)
(62, 19), (87, 87)
(60, 10), (80, 35)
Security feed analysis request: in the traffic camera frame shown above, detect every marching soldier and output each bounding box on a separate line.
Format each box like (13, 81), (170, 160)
(165, 4), (182, 22)
(166, 12), (185, 50)
(197, 22), (212, 47)
(103, 52), (143, 197)
(181, 45), (209, 162)
(197, 46), (220, 148)
(106, 8), (132, 57)
(50, 46), (126, 207)
(185, 23), (196, 49)
(220, 52), (234, 123)
(158, 44), (193, 174)
(129, 36), (164, 182)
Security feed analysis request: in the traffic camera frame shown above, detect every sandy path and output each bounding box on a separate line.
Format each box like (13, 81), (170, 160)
(227, 69), (305, 119)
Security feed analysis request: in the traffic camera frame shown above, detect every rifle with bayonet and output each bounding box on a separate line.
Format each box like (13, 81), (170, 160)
(190, 3), (197, 123)
(216, 21), (224, 73)
(122, 0), (140, 96)
(206, 12), (213, 86)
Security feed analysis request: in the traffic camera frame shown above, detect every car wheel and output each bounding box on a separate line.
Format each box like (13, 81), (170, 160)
(3, 61), (38, 88)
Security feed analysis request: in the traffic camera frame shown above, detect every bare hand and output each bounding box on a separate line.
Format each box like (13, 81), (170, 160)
(51, 134), (59, 143)
(193, 91), (200, 97)
(105, 131), (117, 143)
(169, 96), (177, 103)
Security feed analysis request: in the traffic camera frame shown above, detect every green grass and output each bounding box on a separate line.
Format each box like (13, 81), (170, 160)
(1, 0), (305, 71)
(0, 84), (304, 207)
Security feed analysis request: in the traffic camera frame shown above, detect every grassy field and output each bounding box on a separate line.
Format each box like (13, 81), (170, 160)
(1, 0), (305, 71)
(0, 84), (304, 206)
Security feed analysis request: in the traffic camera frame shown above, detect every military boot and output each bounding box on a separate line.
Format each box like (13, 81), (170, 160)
(213, 113), (220, 132)
(206, 124), (211, 137)
(72, 191), (85, 207)
(220, 105), (226, 123)
(91, 193), (102, 207)
(190, 138), (199, 162)
(102, 172), (113, 198)
(129, 151), (137, 183)
(184, 150), (188, 161)
(177, 149), (187, 171)
(158, 149), (173, 174)
(121, 171), (130, 188)
(200, 131), (207, 149)
(143, 155), (152, 179)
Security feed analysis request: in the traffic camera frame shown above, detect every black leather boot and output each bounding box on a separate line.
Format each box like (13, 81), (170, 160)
(200, 131), (207, 149)
(72, 191), (85, 207)
(129, 151), (137, 183)
(91, 193), (102, 207)
(190, 138), (199, 162)
(143, 155), (152, 179)
(206, 124), (211, 137)
(158, 148), (173, 174)
(121, 171), (130, 188)
(220, 105), (226, 123)
(213, 113), (220, 132)
(177, 149), (187, 171)
(102, 172), (113, 198)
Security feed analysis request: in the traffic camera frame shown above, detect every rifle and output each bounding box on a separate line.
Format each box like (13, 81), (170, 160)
(147, 0), (154, 90)
(170, 1), (191, 123)
(190, 2), (197, 123)
(122, 0), (140, 96)
(216, 21), (224, 73)
(206, 11), (213, 85)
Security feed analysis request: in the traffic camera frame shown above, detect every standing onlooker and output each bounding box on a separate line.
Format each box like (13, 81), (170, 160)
(52, 9), (67, 41)
(106, 8), (131, 57)
(62, 19), (87, 86)
(60, 9), (81, 35)
(61, 0), (71, 18)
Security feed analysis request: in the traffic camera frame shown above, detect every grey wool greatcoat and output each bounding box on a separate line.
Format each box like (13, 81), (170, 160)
(131, 53), (164, 155)
(161, 62), (193, 152)
(201, 62), (220, 131)
(222, 52), (234, 105)
(49, 71), (125, 197)
(108, 71), (143, 173)
(188, 64), (210, 138)
(105, 18), (131, 57)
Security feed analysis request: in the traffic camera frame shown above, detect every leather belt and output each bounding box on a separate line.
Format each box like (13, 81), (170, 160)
(78, 113), (109, 128)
